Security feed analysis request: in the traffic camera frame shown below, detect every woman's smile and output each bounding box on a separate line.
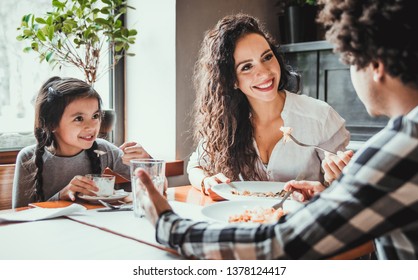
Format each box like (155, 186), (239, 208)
(253, 78), (275, 91)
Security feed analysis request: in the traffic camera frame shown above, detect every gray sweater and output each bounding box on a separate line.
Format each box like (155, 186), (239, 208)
(12, 138), (130, 208)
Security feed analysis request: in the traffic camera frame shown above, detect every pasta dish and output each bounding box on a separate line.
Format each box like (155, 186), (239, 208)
(228, 206), (287, 224)
(231, 189), (286, 198)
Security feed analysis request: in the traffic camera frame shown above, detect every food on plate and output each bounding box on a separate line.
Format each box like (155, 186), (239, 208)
(231, 189), (286, 198)
(228, 206), (287, 224)
(280, 126), (293, 143)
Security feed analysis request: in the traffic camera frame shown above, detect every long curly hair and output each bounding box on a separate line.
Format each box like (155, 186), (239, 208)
(192, 13), (297, 181)
(31, 76), (103, 202)
(318, 0), (418, 89)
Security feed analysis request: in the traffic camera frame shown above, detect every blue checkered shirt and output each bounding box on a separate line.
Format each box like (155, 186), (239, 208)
(156, 106), (418, 259)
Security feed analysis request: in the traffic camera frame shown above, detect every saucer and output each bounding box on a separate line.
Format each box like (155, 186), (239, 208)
(78, 190), (130, 204)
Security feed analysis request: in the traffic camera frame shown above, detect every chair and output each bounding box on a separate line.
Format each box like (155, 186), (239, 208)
(0, 164), (15, 210)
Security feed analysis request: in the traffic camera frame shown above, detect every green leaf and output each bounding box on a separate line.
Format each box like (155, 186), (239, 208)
(64, 19), (78, 27)
(45, 51), (53, 62)
(115, 43), (123, 52)
(48, 26), (55, 41)
(46, 15), (53, 26)
(22, 14), (31, 23)
(39, 53), (45, 63)
(126, 53), (135, 57)
(36, 30), (46, 41)
(94, 18), (110, 26)
(23, 29), (33, 36)
(35, 18), (47, 24)
(52, 0), (66, 9)
(100, 8), (110, 14)
(76, 8), (83, 19)
(121, 28), (129, 38)
(128, 29), (138, 36)
(23, 47), (32, 53)
(31, 42), (39, 51)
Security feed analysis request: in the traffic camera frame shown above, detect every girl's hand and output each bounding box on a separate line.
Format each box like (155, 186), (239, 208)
(120, 141), (151, 165)
(59, 175), (99, 201)
(202, 173), (230, 200)
(322, 150), (354, 185)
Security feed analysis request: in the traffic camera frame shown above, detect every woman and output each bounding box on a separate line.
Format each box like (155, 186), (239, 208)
(188, 14), (350, 195)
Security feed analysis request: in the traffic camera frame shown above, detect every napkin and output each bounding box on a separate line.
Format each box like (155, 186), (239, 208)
(0, 203), (86, 223)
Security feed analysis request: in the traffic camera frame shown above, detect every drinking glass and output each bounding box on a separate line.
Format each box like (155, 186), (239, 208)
(130, 159), (166, 218)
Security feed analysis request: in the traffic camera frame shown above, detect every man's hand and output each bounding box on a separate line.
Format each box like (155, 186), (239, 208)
(283, 180), (326, 202)
(136, 168), (172, 226)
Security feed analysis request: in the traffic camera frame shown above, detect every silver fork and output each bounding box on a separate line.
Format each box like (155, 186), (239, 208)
(97, 200), (133, 212)
(272, 190), (293, 210)
(288, 134), (337, 155)
(98, 199), (120, 209)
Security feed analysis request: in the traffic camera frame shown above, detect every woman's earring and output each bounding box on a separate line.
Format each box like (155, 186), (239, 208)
(233, 84), (238, 90)
(373, 73), (380, 82)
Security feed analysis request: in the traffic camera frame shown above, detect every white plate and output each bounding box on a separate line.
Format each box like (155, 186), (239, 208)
(211, 181), (286, 201)
(78, 190), (129, 204)
(201, 200), (303, 223)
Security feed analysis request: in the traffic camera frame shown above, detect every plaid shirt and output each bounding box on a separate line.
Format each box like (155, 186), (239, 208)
(156, 106), (418, 259)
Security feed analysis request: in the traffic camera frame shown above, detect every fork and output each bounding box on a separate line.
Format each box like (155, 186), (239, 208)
(272, 190), (293, 210)
(93, 148), (124, 157)
(288, 134), (337, 155)
(97, 199), (133, 212)
(98, 199), (120, 209)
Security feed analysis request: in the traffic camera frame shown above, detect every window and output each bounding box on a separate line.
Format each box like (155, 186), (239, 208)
(0, 0), (111, 151)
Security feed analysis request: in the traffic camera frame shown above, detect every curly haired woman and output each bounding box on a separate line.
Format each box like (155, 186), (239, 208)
(187, 13), (351, 196)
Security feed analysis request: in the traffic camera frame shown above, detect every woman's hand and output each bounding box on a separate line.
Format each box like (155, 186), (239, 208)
(201, 173), (230, 200)
(136, 168), (173, 227)
(120, 141), (151, 165)
(322, 150), (354, 184)
(59, 175), (98, 201)
(283, 180), (326, 202)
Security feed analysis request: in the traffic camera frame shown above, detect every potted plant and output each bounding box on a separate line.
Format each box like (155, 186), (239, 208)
(16, 0), (137, 139)
(276, 0), (319, 44)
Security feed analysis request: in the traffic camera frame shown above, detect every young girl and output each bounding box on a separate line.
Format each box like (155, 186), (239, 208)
(188, 14), (351, 195)
(12, 76), (150, 208)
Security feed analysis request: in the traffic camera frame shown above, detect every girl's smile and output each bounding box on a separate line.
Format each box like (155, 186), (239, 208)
(53, 97), (101, 156)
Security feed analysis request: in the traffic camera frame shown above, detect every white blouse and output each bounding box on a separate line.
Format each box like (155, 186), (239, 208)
(187, 91), (350, 183)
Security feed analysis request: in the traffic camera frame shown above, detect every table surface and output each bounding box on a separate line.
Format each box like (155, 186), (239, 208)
(0, 185), (374, 260)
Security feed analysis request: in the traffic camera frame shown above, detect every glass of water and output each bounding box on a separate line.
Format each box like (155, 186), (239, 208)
(130, 159), (166, 218)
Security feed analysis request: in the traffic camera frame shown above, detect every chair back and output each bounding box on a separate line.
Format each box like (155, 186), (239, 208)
(0, 164), (15, 210)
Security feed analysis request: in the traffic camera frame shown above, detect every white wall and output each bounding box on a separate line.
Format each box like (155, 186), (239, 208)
(126, 0), (176, 160)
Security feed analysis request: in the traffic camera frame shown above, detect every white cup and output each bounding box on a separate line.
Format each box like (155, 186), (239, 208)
(86, 174), (115, 197)
(130, 159), (165, 218)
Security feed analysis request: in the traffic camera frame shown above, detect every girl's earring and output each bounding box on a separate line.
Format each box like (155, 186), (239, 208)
(373, 73), (380, 82)
(234, 84), (238, 90)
